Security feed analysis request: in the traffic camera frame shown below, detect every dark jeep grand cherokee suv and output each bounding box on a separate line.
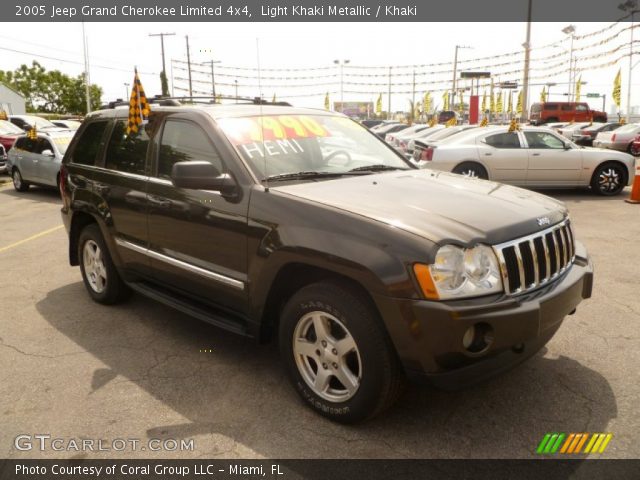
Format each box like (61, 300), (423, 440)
(60, 103), (593, 423)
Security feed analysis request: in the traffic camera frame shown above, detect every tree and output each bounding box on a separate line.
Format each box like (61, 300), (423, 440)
(0, 61), (102, 115)
(160, 71), (169, 97)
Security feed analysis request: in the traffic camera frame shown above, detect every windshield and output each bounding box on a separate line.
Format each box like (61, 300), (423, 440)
(614, 124), (639, 133)
(217, 114), (411, 180)
(22, 116), (57, 129)
(52, 136), (73, 154)
(0, 120), (23, 134)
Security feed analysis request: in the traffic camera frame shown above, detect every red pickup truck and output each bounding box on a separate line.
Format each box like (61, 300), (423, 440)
(529, 102), (607, 125)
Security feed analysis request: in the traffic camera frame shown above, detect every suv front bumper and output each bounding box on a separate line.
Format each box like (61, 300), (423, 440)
(374, 241), (593, 390)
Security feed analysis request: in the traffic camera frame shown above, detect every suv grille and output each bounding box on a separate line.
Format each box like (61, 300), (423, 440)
(493, 220), (575, 295)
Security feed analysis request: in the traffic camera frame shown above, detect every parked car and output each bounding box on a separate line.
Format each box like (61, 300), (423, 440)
(0, 119), (24, 152)
(592, 123), (640, 154)
(0, 143), (7, 174)
(391, 125), (434, 153)
(51, 119), (82, 130)
(8, 130), (74, 191)
(411, 125), (479, 159)
(414, 125), (634, 195)
(437, 111), (459, 124)
(8, 115), (62, 132)
(557, 122), (596, 138)
(545, 122), (570, 133)
(630, 134), (640, 156)
(374, 122), (409, 139)
(405, 125), (446, 155)
(60, 103), (593, 423)
(529, 102), (607, 125)
(572, 122), (622, 147)
(370, 120), (399, 132)
(361, 119), (384, 129)
(385, 123), (427, 147)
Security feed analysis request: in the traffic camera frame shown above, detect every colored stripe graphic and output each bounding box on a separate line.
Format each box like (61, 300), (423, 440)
(538, 433), (613, 454)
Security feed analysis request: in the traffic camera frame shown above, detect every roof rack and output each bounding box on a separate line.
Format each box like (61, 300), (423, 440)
(99, 95), (291, 110)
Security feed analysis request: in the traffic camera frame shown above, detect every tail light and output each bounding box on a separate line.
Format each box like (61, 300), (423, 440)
(399, 141), (407, 151)
(611, 134), (617, 142)
(420, 147), (434, 161)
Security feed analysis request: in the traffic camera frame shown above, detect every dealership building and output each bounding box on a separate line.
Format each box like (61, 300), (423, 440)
(0, 83), (26, 115)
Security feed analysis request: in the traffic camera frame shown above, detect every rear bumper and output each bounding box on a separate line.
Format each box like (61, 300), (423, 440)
(374, 242), (593, 390)
(592, 140), (627, 151)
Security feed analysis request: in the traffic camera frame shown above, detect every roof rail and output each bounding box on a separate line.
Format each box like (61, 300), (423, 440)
(99, 95), (291, 110)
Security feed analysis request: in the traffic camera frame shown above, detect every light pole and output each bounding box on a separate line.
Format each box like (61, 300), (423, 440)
(124, 82), (130, 100)
(546, 82), (557, 101)
(334, 59), (350, 113)
(562, 25), (576, 101)
(149, 32), (176, 96)
(234, 79), (238, 101)
(619, 0), (638, 122)
(451, 45), (472, 110)
(207, 60), (221, 97)
(521, 0), (533, 122)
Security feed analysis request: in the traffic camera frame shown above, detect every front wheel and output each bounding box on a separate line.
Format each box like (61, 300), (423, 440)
(453, 162), (489, 180)
(279, 281), (404, 423)
(591, 162), (627, 196)
(12, 169), (29, 192)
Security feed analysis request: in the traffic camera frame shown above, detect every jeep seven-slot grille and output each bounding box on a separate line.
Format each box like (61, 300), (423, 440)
(493, 220), (575, 295)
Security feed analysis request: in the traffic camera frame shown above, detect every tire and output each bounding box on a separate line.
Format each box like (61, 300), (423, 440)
(631, 144), (640, 157)
(627, 142), (634, 155)
(591, 162), (627, 196)
(12, 168), (29, 192)
(453, 162), (489, 180)
(78, 224), (131, 304)
(279, 281), (404, 423)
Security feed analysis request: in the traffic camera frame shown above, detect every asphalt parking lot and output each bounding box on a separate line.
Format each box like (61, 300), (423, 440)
(0, 180), (638, 459)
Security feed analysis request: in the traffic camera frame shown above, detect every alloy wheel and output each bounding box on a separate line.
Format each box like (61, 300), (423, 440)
(598, 167), (622, 194)
(292, 311), (362, 402)
(13, 170), (21, 189)
(83, 240), (107, 293)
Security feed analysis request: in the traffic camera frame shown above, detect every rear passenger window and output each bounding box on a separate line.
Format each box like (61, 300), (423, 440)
(484, 132), (521, 149)
(157, 120), (223, 179)
(561, 104), (573, 111)
(575, 104), (588, 112)
(105, 120), (149, 175)
(72, 121), (109, 166)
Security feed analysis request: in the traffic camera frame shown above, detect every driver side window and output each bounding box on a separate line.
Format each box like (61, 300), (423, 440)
(524, 132), (565, 149)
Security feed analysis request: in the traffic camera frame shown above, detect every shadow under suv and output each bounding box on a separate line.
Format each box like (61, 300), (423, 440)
(59, 102), (593, 423)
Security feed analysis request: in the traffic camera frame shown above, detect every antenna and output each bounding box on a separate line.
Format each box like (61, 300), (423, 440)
(256, 37), (268, 190)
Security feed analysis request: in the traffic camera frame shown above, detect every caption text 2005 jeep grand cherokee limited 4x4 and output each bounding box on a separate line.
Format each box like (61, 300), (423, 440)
(59, 103), (593, 423)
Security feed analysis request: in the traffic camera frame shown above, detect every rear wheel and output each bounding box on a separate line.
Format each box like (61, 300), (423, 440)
(12, 169), (29, 192)
(591, 162), (627, 196)
(78, 224), (131, 304)
(279, 281), (404, 423)
(453, 162), (489, 180)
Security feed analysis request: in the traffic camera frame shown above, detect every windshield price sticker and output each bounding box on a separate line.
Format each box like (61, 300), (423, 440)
(219, 115), (330, 144)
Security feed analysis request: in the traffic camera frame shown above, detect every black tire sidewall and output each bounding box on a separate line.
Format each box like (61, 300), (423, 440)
(279, 283), (395, 423)
(454, 162), (488, 180)
(13, 169), (28, 192)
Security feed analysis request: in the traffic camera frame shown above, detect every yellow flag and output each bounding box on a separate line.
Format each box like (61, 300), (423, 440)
(429, 116), (437, 127)
(508, 91), (513, 113)
(574, 76), (581, 102)
(458, 90), (464, 113)
(516, 90), (523, 115)
(442, 91), (449, 111)
(496, 92), (503, 113)
(508, 118), (520, 132)
(445, 116), (456, 127)
(27, 125), (37, 140)
(480, 116), (488, 127)
(423, 92), (432, 113)
(612, 68), (621, 108)
(481, 91), (487, 112)
(376, 93), (382, 114)
(490, 91), (495, 114)
(0, 110), (7, 121)
(215, 94), (222, 104)
(540, 86), (546, 103)
(324, 92), (330, 110)
(127, 67), (150, 135)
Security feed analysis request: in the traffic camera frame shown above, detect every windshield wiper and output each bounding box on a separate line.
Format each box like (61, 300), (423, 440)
(262, 171), (367, 182)
(348, 164), (410, 173)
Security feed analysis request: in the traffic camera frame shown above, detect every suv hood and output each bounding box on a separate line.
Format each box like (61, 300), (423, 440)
(272, 169), (567, 245)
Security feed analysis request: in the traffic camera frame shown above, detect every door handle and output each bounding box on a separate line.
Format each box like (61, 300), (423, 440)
(484, 153), (492, 156)
(532, 153), (541, 156)
(148, 195), (171, 209)
(94, 183), (110, 194)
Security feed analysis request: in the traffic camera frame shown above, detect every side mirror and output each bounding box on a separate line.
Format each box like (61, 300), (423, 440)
(563, 141), (572, 150)
(41, 149), (55, 157)
(170, 161), (237, 197)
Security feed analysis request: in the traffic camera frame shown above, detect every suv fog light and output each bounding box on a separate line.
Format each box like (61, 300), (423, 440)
(462, 322), (494, 354)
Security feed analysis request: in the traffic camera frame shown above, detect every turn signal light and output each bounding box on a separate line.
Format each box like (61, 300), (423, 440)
(413, 263), (439, 300)
(420, 147), (434, 161)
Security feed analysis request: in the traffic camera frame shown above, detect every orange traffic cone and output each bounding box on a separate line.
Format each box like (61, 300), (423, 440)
(626, 164), (640, 204)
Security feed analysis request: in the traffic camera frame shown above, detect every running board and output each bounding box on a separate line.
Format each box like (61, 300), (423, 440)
(128, 281), (248, 336)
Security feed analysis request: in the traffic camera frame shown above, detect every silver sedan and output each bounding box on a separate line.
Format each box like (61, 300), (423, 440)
(8, 131), (74, 192)
(592, 123), (640, 153)
(414, 125), (635, 195)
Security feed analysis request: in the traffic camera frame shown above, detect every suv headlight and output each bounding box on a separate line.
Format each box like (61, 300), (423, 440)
(413, 244), (503, 300)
